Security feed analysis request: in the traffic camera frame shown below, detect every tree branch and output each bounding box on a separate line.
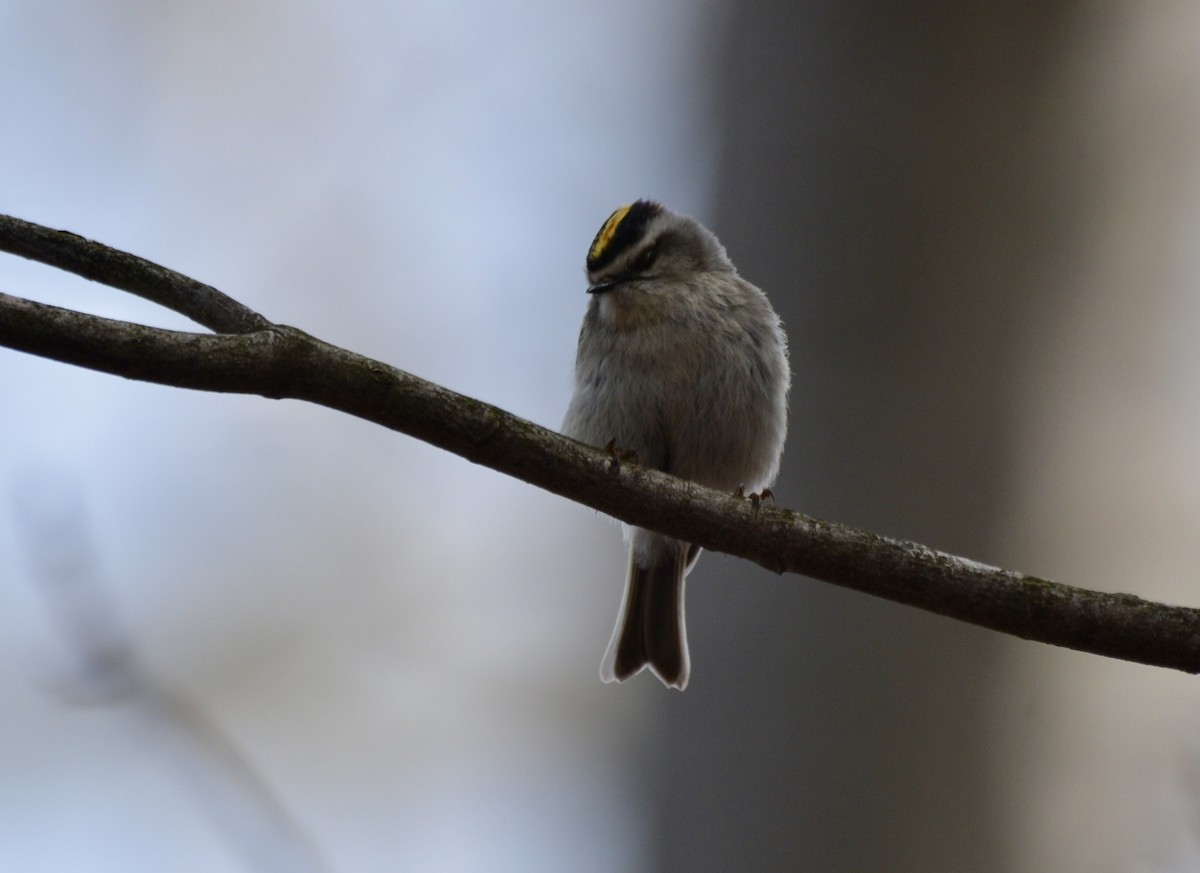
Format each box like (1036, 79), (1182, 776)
(0, 214), (268, 332)
(3, 215), (1199, 674)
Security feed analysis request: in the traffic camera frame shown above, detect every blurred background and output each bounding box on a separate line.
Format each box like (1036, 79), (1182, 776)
(4, 2), (1200, 870)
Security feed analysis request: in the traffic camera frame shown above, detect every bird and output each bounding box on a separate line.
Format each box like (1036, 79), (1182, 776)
(562, 200), (790, 689)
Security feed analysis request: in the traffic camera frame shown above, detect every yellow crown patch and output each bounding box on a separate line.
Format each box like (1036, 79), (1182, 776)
(588, 203), (634, 264)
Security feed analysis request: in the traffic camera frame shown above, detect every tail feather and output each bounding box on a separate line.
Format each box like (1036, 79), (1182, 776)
(600, 546), (690, 690)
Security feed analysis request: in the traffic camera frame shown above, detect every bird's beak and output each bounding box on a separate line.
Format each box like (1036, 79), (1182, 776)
(587, 282), (615, 295)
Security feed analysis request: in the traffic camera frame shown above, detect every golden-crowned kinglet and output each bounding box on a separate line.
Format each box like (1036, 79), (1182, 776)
(563, 200), (790, 690)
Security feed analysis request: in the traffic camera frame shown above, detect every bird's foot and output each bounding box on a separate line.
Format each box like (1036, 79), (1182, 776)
(604, 438), (639, 472)
(735, 485), (775, 512)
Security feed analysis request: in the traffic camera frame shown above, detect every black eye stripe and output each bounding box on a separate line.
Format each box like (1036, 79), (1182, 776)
(632, 242), (659, 272)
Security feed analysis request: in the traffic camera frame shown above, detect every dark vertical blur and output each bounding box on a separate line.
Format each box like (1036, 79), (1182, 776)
(655, 4), (1080, 871)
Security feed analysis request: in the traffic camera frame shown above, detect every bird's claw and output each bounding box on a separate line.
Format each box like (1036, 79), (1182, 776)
(735, 485), (775, 513)
(604, 438), (638, 472)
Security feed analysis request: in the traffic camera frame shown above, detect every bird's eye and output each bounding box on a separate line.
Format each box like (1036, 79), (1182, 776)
(631, 243), (659, 274)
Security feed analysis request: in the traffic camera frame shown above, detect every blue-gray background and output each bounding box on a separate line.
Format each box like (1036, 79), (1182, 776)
(5, 3), (1200, 871)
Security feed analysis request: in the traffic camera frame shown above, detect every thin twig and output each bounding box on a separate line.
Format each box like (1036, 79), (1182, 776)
(2, 214), (1199, 675)
(0, 214), (269, 333)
